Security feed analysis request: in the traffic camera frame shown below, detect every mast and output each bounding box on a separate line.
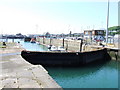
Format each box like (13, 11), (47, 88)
(106, 0), (109, 44)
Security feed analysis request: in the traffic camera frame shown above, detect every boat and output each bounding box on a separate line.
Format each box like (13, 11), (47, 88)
(48, 45), (66, 52)
(21, 48), (111, 66)
(30, 38), (36, 43)
(47, 45), (54, 49)
(36, 41), (40, 45)
(24, 37), (31, 42)
(49, 45), (58, 51)
(57, 46), (66, 51)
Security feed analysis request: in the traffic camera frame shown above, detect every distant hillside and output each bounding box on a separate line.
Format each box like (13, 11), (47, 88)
(108, 26), (120, 35)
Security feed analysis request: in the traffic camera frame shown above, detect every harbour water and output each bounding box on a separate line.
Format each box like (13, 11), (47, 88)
(0, 39), (48, 51)
(20, 41), (48, 51)
(1, 39), (119, 88)
(46, 61), (119, 88)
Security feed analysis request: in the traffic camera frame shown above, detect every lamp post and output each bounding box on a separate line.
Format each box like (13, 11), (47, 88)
(106, 0), (109, 45)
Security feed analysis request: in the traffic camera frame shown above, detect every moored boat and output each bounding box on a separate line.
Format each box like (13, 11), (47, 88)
(57, 46), (66, 51)
(48, 45), (58, 51)
(21, 48), (111, 66)
(24, 37), (31, 42)
(48, 45), (66, 52)
(30, 38), (36, 43)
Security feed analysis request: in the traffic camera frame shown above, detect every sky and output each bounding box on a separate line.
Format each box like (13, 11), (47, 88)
(0, 0), (119, 34)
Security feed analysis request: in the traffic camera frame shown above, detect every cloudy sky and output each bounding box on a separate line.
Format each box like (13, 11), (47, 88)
(0, 0), (119, 34)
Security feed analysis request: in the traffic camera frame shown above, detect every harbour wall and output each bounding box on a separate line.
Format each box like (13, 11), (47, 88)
(36, 37), (92, 52)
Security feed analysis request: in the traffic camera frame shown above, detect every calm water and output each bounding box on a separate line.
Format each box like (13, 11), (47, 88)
(1, 39), (119, 88)
(45, 61), (119, 88)
(20, 41), (48, 51)
(0, 39), (48, 51)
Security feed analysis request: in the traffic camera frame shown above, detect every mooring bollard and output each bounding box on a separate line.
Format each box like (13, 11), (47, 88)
(3, 42), (6, 46)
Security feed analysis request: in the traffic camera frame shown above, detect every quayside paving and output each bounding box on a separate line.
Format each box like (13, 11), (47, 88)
(0, 42), (61, 89)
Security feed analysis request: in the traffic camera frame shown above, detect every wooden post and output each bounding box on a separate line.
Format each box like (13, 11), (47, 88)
(12, 39), (14, 42)
(80, 39), (83, 52)
(113, 37), (114, 44)
(43, 37), (45, 44)
(66, 40), (68, 51)
(115, 52), (118, 61)
(63, 38), (64, 48)
(50, 38), (52, 45)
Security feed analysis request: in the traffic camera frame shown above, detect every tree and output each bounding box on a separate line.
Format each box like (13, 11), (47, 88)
(108, 26), (120, 35)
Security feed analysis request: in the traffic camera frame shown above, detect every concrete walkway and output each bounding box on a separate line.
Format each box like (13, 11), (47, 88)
(0, 42), (61, 89)
(0, 54), (61, 89)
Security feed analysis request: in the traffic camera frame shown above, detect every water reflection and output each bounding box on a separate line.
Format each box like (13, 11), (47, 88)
(45, 60), (119, 88)
(45, 61), (108, 78)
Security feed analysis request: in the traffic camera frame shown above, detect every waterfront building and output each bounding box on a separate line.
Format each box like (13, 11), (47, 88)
(84, 29), (105, 42)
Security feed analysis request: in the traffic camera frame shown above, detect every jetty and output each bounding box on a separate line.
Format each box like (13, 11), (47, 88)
(0, 42), (61, 89)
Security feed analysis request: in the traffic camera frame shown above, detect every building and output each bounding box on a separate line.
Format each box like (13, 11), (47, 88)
(84, 29), (105, 41)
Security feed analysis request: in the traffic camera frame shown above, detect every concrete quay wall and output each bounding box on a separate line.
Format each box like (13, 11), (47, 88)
(36, 37), (120, 60)
(36, 37), (86, 52)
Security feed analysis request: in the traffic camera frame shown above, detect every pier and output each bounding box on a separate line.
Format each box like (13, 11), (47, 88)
(0, 42), (61, 89)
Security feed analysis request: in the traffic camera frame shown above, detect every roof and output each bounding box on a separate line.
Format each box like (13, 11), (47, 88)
(84, 29), (105, 32)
